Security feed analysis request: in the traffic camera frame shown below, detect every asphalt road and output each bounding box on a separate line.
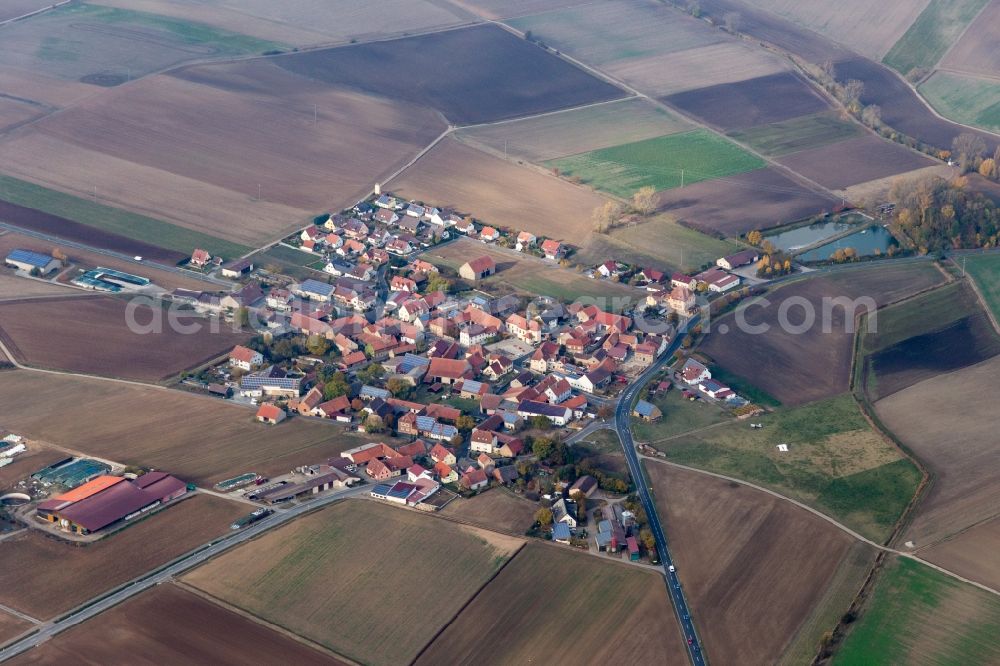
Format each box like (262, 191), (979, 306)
(615, 316), (706, 665)
(0, 484), (371, 662)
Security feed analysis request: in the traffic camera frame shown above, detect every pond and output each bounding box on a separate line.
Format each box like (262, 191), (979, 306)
(798, 225), (896, 262)
(763, 218), (857, 252)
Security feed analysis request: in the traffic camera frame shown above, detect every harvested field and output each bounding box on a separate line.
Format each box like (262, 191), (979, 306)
(963, 252), (1000, 323)
(664, 71), (830, 132)
(736, 0), (930, 60)
(185, 500), (522, 666)
(9, 584), (346, 665)
(833, 58), (999, 153)
(0, 1), (56, 22)
(389, 137), (609, 241)
(509, 1), (790, 96)
(547, 130), (766, 197)
(940, 0), (1000, 78)
(839, 164), (952, 204)
(835, 556), (1000, 665)
(658, 394), (921, 542)
(876, 355), (1000, 549)
(700, 263), (947, 405)
(575, 213), (739, 274)
(507, 0), (721, 65)
(0, 610), (30, 648)
(455, 97), (692, 163)
(0, 370), (383, 486)
(274, 24), (625, 126)
(0, 98), (43, 134)
(655, 167), (838, 236)
(921, 516), (1000, 590)
(416, 542), (687, 664)
(421, 236), (637, 303)
(0, 59), (446, 247)
(919, 71), (1000, 134)
(728, 111), (862, 157)
(622, 41), (790, 97)
(92, 0), (473, 46)
(0, 296), (247, 381)
(0, 272), (75, 300)
(0, 3), (283, 91)
(777, 135), (936, 190)
(448, 0), (594, 20)
(440, 489), (536, 534)
(0, 493), (244, 620)
(883, 0), (990, 75)
(859, 282), (1000, 399)
(646, 461), (868, 665)
(0, 231), (214, 292)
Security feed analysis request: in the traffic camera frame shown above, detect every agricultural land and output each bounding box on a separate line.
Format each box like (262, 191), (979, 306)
(0, 296), (248, 381)
(0, 1), (57, 23)
(0, 493), (244, 619)
(699, 263), (947, 405)
(0, 612), (30, 649)
(388, 138), (610, 240)
(834, 556), (1000, 665)
(646, 461), (874, 665)
(876, 354), (1000, 552)
(727, 111), (862, 158)
(546, 130), (766, 197)
(776, 135), (936, 190)
(8, 584), (346, 665)
(655, 167), (838, 236)
(962, 252), (1000, 322)
(734, 0), (931, 60)
(273, 24), (626, 126)
(858, 281), (1000, 400)
(648, 394), (921, 542)
(882, 0), (991, 76)
(455, 97), (693, 164)
(919, 71), (1000, 134)
(439, 489), (537, 535)
(184, 500), (523, 666)
(415, 542), (688, 664)
(0, 370), (378, 486)
(920, 515), (1000, 590)
(939, 0), (1000, 78)
(88, 0), (473, 46)
(0, 59), (447, 247)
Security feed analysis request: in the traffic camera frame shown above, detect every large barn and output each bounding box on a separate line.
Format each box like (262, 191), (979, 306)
(36, 472), (189, 535)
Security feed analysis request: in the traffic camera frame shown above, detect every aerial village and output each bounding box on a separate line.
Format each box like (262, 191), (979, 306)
(1, 189), (759, 561)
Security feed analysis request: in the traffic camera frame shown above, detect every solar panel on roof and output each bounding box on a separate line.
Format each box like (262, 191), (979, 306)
(6, 249), (53, 268)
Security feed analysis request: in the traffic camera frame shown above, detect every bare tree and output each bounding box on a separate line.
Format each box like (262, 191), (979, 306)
(631, 186), (658, 216)
(685, 0), (701, 17)
(723, 11), (741, 32)
(952, 132), (987, 172)
(861, 104), (881, 128)
(821, 59), (836, 81)
(591, 201), (622, 233)
(843, 79), (864, 104)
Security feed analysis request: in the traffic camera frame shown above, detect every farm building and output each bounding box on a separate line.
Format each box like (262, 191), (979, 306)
(256, 403), (286, 424)
(220, 258), (254, 278)
(553, 522), (572, 544)
(517, 400), (572, 426)
(4, 249), (61, 275)
(459, 256), (496, 281)
(569, 475), (598, 498)
(294, 279), (336, 302)
(229, 345), (264, 371)
(633, 400), (663, 422)
(717, 250), (760, 270)
(36, 472), (188, 535)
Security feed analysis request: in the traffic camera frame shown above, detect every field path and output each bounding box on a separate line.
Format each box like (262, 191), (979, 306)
(640, 456), (1000, 598)
(0, 603), (40, 626)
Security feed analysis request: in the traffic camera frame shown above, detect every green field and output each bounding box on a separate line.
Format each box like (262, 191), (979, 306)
(576, 212), (739, 273)
(632, 388), (732, 442)
(660, 394), (921, 541)
(455, 98), (693, 163)
(0, 174), (250, 258)
(919, 72), (1000, 133)
(963, 253), (1000, 323)
(835, 556), (1000, 665)
(883, 0), (991, 74)
(546, 130), (766, 198)
(728, 112), (862, 157)
(185, 500), (522, 666)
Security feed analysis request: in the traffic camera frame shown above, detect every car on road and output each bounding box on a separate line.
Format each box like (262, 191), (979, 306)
(687, 636), (694, 645)
(668, 565), (675, 573)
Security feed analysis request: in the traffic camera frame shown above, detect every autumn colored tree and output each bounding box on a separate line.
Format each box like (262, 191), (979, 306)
(631, 186), (658, 216)
(535, 507), (553, 527)
(591, 201), (622, 233)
